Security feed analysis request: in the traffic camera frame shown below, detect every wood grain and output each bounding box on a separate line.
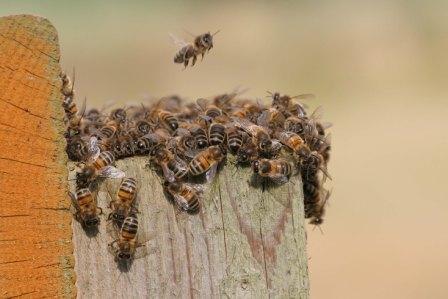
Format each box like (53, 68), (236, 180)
(0, 15), (75, 298)
(68, 156), (309, 298)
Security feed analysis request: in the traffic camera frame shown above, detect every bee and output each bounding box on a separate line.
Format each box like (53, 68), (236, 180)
(236, 136), (258, 164)
(307, 133), (331, 165)
(69, 188), (102, 228)
(151, 145), (188, 182)
(235, 119), (281, 158)
(163, 181), (201, 214)
(196, 98), (223, 119)
(181, 122), (209, 149)
(66, 136), (90, 162)
(189, 145), (225, 180)
(151, 109), (179, 132)
(257, 107), (286, 130)
(171, 30), (220, 68)
(252, 158), (293, 185)
(167, 132), (197, 159)
(109, 212), (143, 262)
(110, 108), (127, 125)
(267, 91), (313, 117)
(61, 70), (75, 98)
(306, 188), (330, 226)
(208, 122), (226, 146)
(109, 178), (138, 224)
(275, 131), (310, 158)
(226, 125), (243, 154)
(112, 134), (136, 159)
(76, 150), (125, 189)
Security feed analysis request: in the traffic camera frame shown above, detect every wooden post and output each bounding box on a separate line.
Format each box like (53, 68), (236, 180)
(0, 15), (75, 298)
(0, 14), (309, 298)
(68, 156), (310, 298)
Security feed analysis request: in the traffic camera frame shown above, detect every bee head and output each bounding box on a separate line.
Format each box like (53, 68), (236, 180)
(169, 122), (179, 131)
(201, 33), (213, 48)
(118, 251), (131, 261)
(85, 216), (99, 227)
(137, 120), (151, 135)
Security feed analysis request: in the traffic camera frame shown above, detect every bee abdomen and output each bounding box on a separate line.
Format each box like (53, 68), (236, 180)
(121, 215), (138, 237)
(227, 127), (243, 153)
(186, 197), (200, 214)
(118, 178), (137, 201)
(192, 128), (208, 148)
(94, 151), (115, 169)
(189, 156), (210, 176)
(208, 123), (226, 145)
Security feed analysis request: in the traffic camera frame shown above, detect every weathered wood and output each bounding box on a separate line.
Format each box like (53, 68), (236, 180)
(0, 15), (75, 298)
(68, 157), (309, 298)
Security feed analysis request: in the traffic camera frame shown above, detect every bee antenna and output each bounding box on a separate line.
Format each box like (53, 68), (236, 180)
(71, 67), (76, 90)
(212, 29), (221, 36)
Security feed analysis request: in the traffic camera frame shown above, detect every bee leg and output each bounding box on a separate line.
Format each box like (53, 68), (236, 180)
(183, 59), (189, 69)
(201, 53), (205, 61)
(192, 54), (197, 66)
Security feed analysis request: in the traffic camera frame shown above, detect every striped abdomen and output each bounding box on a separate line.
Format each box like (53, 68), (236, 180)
(93, 151), (115, 170)
(191, 127), (208, 148)
(226, 126), (243, 153)
(99, 125), (117, 139)
(76, 188), (95, 209)
(158, 110), (179, 131)
(120, 214), (138, 240)
(180, 187), (200, 214)
(117, 178), (137, 203)
(189, 153), (213, 176)
(167, 159), (188, 180)
(208, 123), (226, 145)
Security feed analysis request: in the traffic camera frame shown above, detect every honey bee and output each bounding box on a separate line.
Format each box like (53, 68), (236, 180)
(235, 119), (281, 158)
(196, 98), (223, 119)
(76, 150), (125, 188)
(151, 145), (188, 182)
(275, 131), (310, 158)
(61, 70), (75, 98)
(208, 122), (226, 146)
(163, 181), (202, 214)
(252, 158), (293, 185)
(267, 91), (313, 117)
(69, 188), (102, 228)
(307, 133), (331, 165)
(257, 107), (286, 130)
(180, 122), (209, 149)
(110, 108), (127, 125)
(236, 136), (258, 164)
(151, 109), (179, 132)
(171, 30), (220, 68)
(306, 188), (330, 226)
(112, 134), (136, 159)
(189, 145), (225, 181)
(226, 125), (243, 154)
(167, 132), (197, 159)
(109, 178), (138, 224)
(109, 212), (143, 262)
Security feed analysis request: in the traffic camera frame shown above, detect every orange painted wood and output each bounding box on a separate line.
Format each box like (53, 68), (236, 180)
(0, 15), (75, 298)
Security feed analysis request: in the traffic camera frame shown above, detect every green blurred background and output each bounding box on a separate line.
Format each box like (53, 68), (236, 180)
(2, 1), (448, 298)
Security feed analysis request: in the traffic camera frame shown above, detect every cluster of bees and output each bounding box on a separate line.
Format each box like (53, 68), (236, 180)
(61, 32), (332, 264)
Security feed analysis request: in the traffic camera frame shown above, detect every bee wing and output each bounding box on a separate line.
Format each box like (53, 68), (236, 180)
(86, 136), (100, 162)
(169, 33), (189, 48)
(321, 122), (333, 130)
(173, 194), (189, 211)
(205, 163), (218, 182)
(256, 110), (270, 127)
(271, 139), (283, 152)
(161, 164), (176, 183)
(309, 106), (324, 121)
(270, 174), (289, 185)
(98, 166), (126, 179)
(292, 93), (315, 100)
(232, 117), (255, 135)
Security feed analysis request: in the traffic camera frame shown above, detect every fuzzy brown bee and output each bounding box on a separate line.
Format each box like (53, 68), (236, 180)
(164, 181), (201, 214)
(189, 145), (225, 180)
(226, 125), (243, 154)
(109, 178), (138, 224)
(208, 122), (226, 146)
(252, 158), (293, 185)
(171, 30), (220, 68)
(109, 212), (141, 261)
(69, 188), (102, 228)
(76, 150), (125, 188)
(151, 145), (188, 182)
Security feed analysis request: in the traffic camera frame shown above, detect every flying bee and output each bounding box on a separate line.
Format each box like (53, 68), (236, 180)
(76, 150), (125, 189)
(109, 212), (145, 262)
(189, 145), (225, 181)
(208, 122), (226, 146)
(252, 158), (293, 185)
(170, 30), (220, 68)
(150, 145), (188, 182)
(69, 188), (102, 228)
(226, 125), (243, 154)
(163, 181), (202, 214)
(109, 178), (138, 224)
(151, 109), (179, 132)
